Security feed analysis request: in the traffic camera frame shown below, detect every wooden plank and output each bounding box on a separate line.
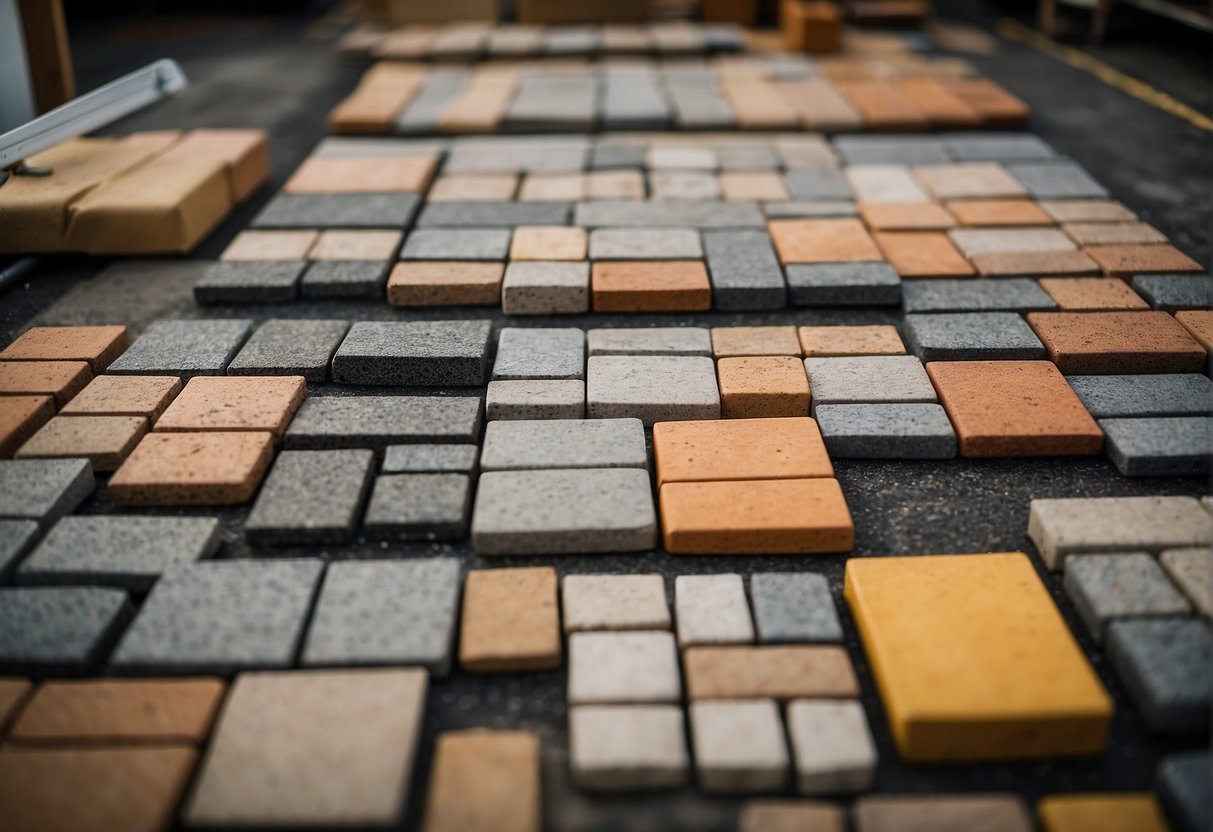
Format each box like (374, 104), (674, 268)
(18, 0), (75, 113)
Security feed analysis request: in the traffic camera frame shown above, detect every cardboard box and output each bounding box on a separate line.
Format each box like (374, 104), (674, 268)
(781, 0), (842, 53)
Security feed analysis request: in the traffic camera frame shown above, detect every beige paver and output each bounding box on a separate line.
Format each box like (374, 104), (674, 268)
(60, 375), (182, 422)
(421, 730), (540, 832)
(460, 567), (561, 671)
(15, 415), (148, 471)
(387, 261), (503, 306)
(155, 376), (306, 438)
(684, 646), (859, 701)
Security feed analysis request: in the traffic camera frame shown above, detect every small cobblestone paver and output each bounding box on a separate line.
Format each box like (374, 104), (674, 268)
(0, 458), (94, 526)
(18, 515), (220, 590)
(383, 443), (479, 474)
(569, 705), (689, 791)
(459, 567), (561, 671)
(331, 321), (491, 386)
(244, 449), (374, 545)
(562, 574), (670, 633)
(675, 573), (754, 647)
(689, 699), (789, 793)
(60, 375), (181, 422)
(363, 473), (471, 541)
(750, 572), (843, 643)
(16, 414), (147, 471)
(1106, 618), (1211, 734)
(481, 419), (646, 470)
(815, 403), (957, 459)
(804, 355), (936, 407)
(227, 320), (349, 381)
(683, 646), (859, 700)
(303, 558), (460, 674)
(110, 559), (323, 674)
(400, 228), (511, 260)
(501, 261), (589, 315)
(786, 700), (877, 795)
(1100, 416), (1213, 477)
(194, 261), (306, 304)
(486, 379), (585, 419)
(567, 631), (682, 704)
(587, 355), (720, 424)
(107, 319), (253, 377)
(905, 312), (1047, 361)
(1159, 548), (1212, 618)
(156, 375), (306, 437)
(492, 327), (584, 380)
(0, 586), (131, 673)
(1063, 553), (1192, 643)
(300, 260), (390, 299)
(284, 395), (482, 449)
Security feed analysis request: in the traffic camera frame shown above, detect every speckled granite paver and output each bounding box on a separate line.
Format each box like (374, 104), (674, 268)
(252, 192), (421, 228)
(106, 319), (253, 377)
(303, 558), (461, 674)
(815, 403), (957, 459)
(244, 450), (375, 545)
(299, 260), (390, 299)
(0, 458), (94, 527)
(481, 419), (646, 470)
(784, 262), (901, 306)
(562, 574), (670, 633)
(193, 261), (306, 304)
(486, 379), (585, 420)
(0, 587), (132, 673)
(901, 278), (1055, 313)
(702, 230), (787, 311)
(472, 468), (656, 555)
(1063, 553), (1192, 643)
(417, 200), (571, 227)
(363, 473), (471, 540)
(17, 516), (221, 590)
(284, 395), (483, 449)
(1107, 617), (1211, 734)
(750, 573), (843, 643)
(1100, 416), (1213, 477)
(0, 519), (39, 579)
(382, 444), (479, 474)
(569, 705), (689, 791)
(110, 559), (323, 674)
(567, 631), (682, 705)
(227, 319), (350, 381)
(1131, 274), (1213, 311)
(804, 355), (936, 408)
(587, 355), (721, 424)
(492, 327), (585, 380)
(586, 327), (712, 356)
(501, 261), (590, 316)
(1067, 374), (1213, 418)
(400, 228), (511, 260)
(905, 312), (1046, 361)
(331, 321), (491, 386)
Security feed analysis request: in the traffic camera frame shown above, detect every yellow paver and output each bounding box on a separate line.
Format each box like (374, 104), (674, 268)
(1038, 793), (1170, 832)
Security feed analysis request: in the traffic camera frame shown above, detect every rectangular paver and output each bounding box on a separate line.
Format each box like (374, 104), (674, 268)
(587, 355), (720, 424)
(421, 730), (540, 832)
(363, 473), (471, 540)
(905, 312), (1047, 361)
(284, 396), (482, 449)
(0, 458), (94, 527)
(244, 449), (374, 545)
(108, 432), (274, 505)
(332, 321), (491, 386)
(567, 631), (682, 704)
(1106, 618), (1211, 734)
(804, 355), (936, 407)
(481, 419), (646, 471)
(501, 261), (590, 315)
(227, 320), (350, 382)
(561, 574), (670, 633)
(684, 645), (858, 700)
(787, 700), (877, 794)
(1101, 416), (1213, 476)
(569, 705), (689, 791)
(459, 567), (561, 671)
(492, 327), (584, 380)
(107, 319), (253, 378)
(674, 574), (754, 647)
(1064, 553), (1191, 643)
(0, 586), (131, 673)
(815, 403), (957, 459)
(689, 699), (789, 793)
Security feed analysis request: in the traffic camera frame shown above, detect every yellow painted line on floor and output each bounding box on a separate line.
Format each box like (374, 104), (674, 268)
(997, 18), (1213, 132)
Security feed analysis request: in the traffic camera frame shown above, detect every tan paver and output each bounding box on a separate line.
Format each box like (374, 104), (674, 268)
(874, 231), (975, 277)
(0, 396), (55, 458)
(947, 199), (1052, 227)
(0, 360), (92, 407)
(1063, 222), (1166, 246)
(1085, 244), (1203, 276)
(428, 173), (518, 201)
(591, 261), (712, 312)
(585, 170), (646, 201)
(1026, 311), (1206, 374)
(1039, 199), (1136, 223)
(799, 325), (906, 357)
(422, 730), (541, 832)
(720, 171), (790, 202)
(718, 356), (811, 419)
(509, 226), (588, 261)
(0, 677), (32, 728)
(283, 155), (437, 193)
(915, 163), (1026, 200)
(971, 250), (1099, 276)
(654, 417), (833, 485)
(859, 202), (956, 231)
(0, 326), (128, 371)
(855, 795), (1034, 832)
(221, 229), (318, 261)
(155, 376), (306, 438)
(684, 646), (858, 700)
(460, 567), (561, 672)
(387, 261), (503, 306)
(1175, 310), (1213, 353)
(561, 574), (670, 633)
(1037, 278), (1149, 311)
(768, 219), (883, 264)
(15, 415), (148, 471)
(739, 800), (846, 832)
(518, 173), (584, 201)
(60, 375), (182, 422)
(108, 431), (275, 505)
(309, 230), (402, 260)
(711, 326), (801, 357)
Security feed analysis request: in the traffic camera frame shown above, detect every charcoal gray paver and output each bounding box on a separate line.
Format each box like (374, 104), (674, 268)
(0, 458), (94, 527)
(901, 278), (1056, 313)
(587, 355), (721, 425)
(481, 418), (646, 471)
(17, 516), (220, 591)
(107, 319), (253, 377)
(833, 136), (951, 165)
(331, 321), (492, 386)
(1100, 416), (1213, 477)
(574, 201), (764, 229)
(804, 356), (936, 408)
(472, 467), (657, 555)
(1131, 274), (1213, 311)
(362, 474), (471, 541)
(492, 328), (585, 380)
(0, 586), (132, 674)
(589, 228), (703, 260)
(193, 261), (305, 304)
(302, 558), (461, 674)
(1158, 751), (1211, 832)
(251, 193), (421, 229)
(244, 450), (375, 545)
(943, 133), (1056, 162)
(586, 327), (712, 356)
(299, 261), (390, 299)
(1063, 552), (1192, 643)
(399, 228), (511, 261)
(227, 319), (350, 382)
(702, 230), (787, 311)
(1106, 617), (1211, 734)
(110, 559), (323, 674)
(1067, 374), (1213, 418)
(0, 519), (39, 579)
(750, 572), (843, 643)
(904, 312), (1047, 361)
(783, 167), (853, 201)
(486, 379), (586, 420)
(284, 395), (482, 450)
(415, 201), (571, 228)
(786, 262), (901, 306)
(815, 403), (957, 459)
(501, 261), (590, 316)
(383, 444), (479, 474)
(1006, 159), (1109, 199)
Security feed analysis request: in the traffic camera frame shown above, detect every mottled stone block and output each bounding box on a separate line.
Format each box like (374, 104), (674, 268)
(0, 586), (132, 673)
(107, 319), (253, 377)
(284, 396), (483, 450)
(227, 319), (350, 382)
(750, 572), (843, 643)
(244, 450), (375, 545)
(331, 321), (491, 386)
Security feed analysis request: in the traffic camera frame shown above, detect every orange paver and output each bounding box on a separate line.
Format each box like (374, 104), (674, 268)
(0, 396), (54, 458)
(711, 326), (801, 357)
(1084, 244), (1203, 276)
(874, 231), (975, 277)
(947, 199), (1052, 227)
(10, 679), (225, 745)
(155, 376), (306, 438)
(0, 326), (128, 371)
(1037, 794), (1170, 832)
(859, 201), (956, 231)
(387, 261), (503, 307)
(683, 645), (859, 700)
(717, 357), (811, 419)
(1037, 278), (1148, 311)
(799, 325), (906, 357)
(895, 78), (982, 129)
(927, 361), (1103, 457)
(428, 174), (518, 202)
(108, 431), (275, 505)
(220, 230), (317, 261)
(654, 417), (833, 485)
(1062, 222), (1166, 247)
(768, 219), (883, 264)
(660, 477), (854, 554)
(0, 677), (32, 728)
(59, 375), (182, 422)
(719, 171), (790, 202)
(1175, 310), (1213, 352)
(591, 261), (712, 312)
(309, 230), (402, 261)
(459, 567), (561, 672)
(1039, 199), (1136, 223)
(971, 250), (1099, 276)
(944, 78), (1030, 128)
(421, 730), (540, 832)
(0, 360), (92, 407)
(835, 81), (929, 131)
(283, 155), (437, 193)
(1026, 310), (1206, 374)
(0, 745), (199, 832)
(508, 226), (588, 261)
(15, 415), (148, 471)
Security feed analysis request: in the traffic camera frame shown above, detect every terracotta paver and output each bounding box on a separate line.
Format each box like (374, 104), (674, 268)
(1063, 222), (1166, 247)
(799, 325), (906, 357)
(460, 567), (561, 672)
(10, 679), (225, 744)
(1039, 199), (1136, 223)
(944, 78), (1030, 127)
(718, 357), (811, 419)
(711, 326), (801, 357)
(719, 171), (790, 202)
(0, 745), (198, 832)
(0, 326), (128, 371)
(927, 361), (1103, 457)
(108, 431), (275, 505)
(0, 396), (55, 458)
(845, 553), (1112, 761)
(509, 226), (588, 261)
(874, 231), (975, 277)
(972, 250), (1099, 276)
(1037, 278), (1149, 311)
(387, 261), (503, 307)
(309, 230), (402, 261)
(1084, 244), (1203, 276)
(836, 81), (930, 131)
(15, 415), (148, 471)
(428, 173), (518, 202)
(1026, 311), (1206, 374)
(661, 477), (854, 554)
(283, 155), (437, 193)
(896, 78), (982, 128)
(0, 677), (32, 727)
(591, 261), (711, 313)
(1175, 310), (1213, 353)
(683, 645), (858, 700)
(155, 376), (306, 438)
(654, 417), (833, 485)
(1037, 793), (1170, 832)
(946, 199), (1052, 227)
(421, 730), (540, 832)
(59, 376), (182, 422)
(859, 202), (956, 232)
(768, 219), (883, 264)
(221, 230), (317, 261)
(0, 360), (93, 407)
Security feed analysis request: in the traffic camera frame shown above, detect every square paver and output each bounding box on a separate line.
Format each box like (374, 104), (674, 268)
(562, 574), (670, 633)
(284, 396), (483, 449)
(156, 375), (306, 438)
(717, 356), (810, 419)
(363, 473), (471, 541)
(493, 327), (585, 380)
(675, 573), (754, 647)
(587, 355), (720, 424)
(1026, 311), (1205, 374)
(382, 443), (478, 475)
(689, 700), (789, 793)
(1063, 553), (1192, 643)
(1, 325), (128, 371)
(331, 321), (492, 386)
(0, 458), (94, 526)
(1101, 416), (1213, 476)
(486, 379), (585, 420)
(110, 560), (323, 674)
(569, 705), (689, 791)
(386, 261), (503, 307)
(227, 320), (349, 382)
(107, 319), (254, 377)
(299, 260), (390, 299)
(420, 729), (541, 832)
(1106, 618), (1211, 734)
(786, 700), (877, 795)
(16, 415), (148, 471)
(815, 403), (957, 459)
(60, 375), (181, 422)
(804, 355), (936, 407)
(0, 586), (131, 673)
(459, 566), (561, 671)
(750, 572), (842, 643)
(501, 261), (590, 315)
(591, 261), (712, 312)
(481, 419), (646, 471)
(905, 312), (1047, 361)
(567, 631), (682, 704)
(109, 431), (274, 505)
(244, 449), (375, 545)
(194, 261), (306, 304)
(399, 228), (511, 260)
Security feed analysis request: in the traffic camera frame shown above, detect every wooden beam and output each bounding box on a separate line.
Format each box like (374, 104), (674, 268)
(18, 0), (75, 114)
